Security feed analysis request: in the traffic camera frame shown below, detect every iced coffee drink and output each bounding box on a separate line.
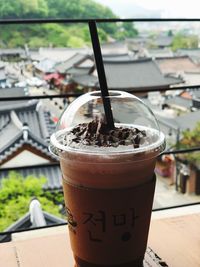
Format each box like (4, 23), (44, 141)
(50, 91), (165, 267)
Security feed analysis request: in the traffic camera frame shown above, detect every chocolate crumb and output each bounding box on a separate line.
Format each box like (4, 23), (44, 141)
(64, 119), (147, 149)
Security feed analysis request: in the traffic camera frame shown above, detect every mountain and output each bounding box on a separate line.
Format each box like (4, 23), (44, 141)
(0, 0), (138, 48)
(94, 0), (162, 18)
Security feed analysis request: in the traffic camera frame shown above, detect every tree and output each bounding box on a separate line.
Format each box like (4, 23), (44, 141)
(0, 172), (64, 231)
(168, 30), (173, 37)
(179, 122), (200, 165)
(0, 0), (48, 18)
(121, 22), (138, 38)
(0, 0), (139, 48)
(171, 33), (199, 51)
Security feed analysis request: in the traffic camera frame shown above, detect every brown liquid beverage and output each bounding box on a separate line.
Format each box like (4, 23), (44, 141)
(50, 91), (165, 266)
(59, 144), (159, 266)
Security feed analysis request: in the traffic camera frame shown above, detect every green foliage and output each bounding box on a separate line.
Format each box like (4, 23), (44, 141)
(47, 0), (116, 20)
(0, 0), (138, 48)
(113, 22), (138, 40)
(171, 33), (199, 51)
(120, 22), (138, 39)
(179, 122), (200, 165)
(0, 0), (48, 18)
(181, 122), (200, 148)
(168, 30), (173, 37)
(0, 172), (64, 231)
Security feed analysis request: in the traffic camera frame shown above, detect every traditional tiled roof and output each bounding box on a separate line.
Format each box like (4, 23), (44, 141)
(55, 53), (92, 73)
(103, 58), (182, 90)
(71, 58), (183, 91)
(0, 48), (26, 57)
(156, 109), (200, 133)
(153, 35), (173, 47)
(37, 47), (87, 62)
(0, 87), (29, 109)
(0, 128), (56, 165)
(71, 74), (98, 88)
(67, 66), (91, 75)
(156, 56), (200, 75)
(145, 48), (174, 58)
(175, 109), (200, 130)
(192, 89), (200, 99)
(0, 87), (26, 97)
(101, 41), (129, 55)
(0, 99), (56, 166)
(34, 58), (56, 73)
(126, 37), (150, 52)
(103, 53), (134, 62)
(176, 48), (200, 63)
(0, 164), (62, 190)
(165, 96), (192, 110)
(0, 100), (55, 140)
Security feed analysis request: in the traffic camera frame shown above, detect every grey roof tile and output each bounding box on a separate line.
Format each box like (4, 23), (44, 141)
(103, 59), (182, 90)
(103, 53), (134, 62)
(0, 101), (55, 149)
(165, 96), (192, 109)
(0, 164), (62, 190)
(153, 35), (173, 47)
(71, 59), (183, 91)
(0, 129), (56, 164)
(175, 109), (200, 130)
(156, 109), (200, 133)
(56, 53), (90, 73)
(72, 74), (98, 87)
(67, 66), (91, 75)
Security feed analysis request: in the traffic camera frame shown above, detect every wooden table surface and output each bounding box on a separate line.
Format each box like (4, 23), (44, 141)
(1, 212), (200, 267)
(148, 213), (200, 267)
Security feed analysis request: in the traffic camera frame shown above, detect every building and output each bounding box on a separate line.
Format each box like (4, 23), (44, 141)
(156, 55), (200, 74)
(68, 58), (183, 95)
(0, 198), (66, 242)
(145, 48), (174, 59)
(0, 96), (61, 190)
(0, 49), (26, 62)
(152, 35), (173, 48)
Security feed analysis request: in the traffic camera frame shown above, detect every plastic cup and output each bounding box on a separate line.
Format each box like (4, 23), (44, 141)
(50, 91), (165, 267)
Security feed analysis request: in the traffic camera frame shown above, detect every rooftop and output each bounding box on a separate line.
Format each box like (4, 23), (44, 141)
(156, 56), (200, 75)
(55, 53), (92, 74)
(103, 58), (182, 90)
(71, 58), (183, 91)
(0, 198), (65, 242)
(0, 164), (62, 190)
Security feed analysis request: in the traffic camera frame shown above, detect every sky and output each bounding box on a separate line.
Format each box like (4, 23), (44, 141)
(95, 0), (200, 18)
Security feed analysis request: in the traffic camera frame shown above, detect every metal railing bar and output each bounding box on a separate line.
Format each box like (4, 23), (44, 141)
(0, 162), (60, 172)
(161, 147), (200, 155)
(0, 93), (82, 101)
(0, 147), (199, 173)
(152, 201), (200, 212)
(0, 222), (67, 236)
(0, 85), (200, 101)
(1, 18), (200, 25)
(1, 201), (200, 236)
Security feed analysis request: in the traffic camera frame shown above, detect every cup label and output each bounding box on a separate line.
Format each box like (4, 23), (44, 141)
(63, 176), (156, 265)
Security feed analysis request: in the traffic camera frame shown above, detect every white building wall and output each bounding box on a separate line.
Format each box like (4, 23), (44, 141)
(1, 150), (50, 168)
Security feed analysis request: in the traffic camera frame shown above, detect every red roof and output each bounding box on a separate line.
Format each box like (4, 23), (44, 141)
(180, 91), (192, 99)
(44, 73), (60, 80)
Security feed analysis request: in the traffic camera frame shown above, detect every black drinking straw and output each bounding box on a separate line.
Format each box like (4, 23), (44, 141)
(88, 20), (115, 130)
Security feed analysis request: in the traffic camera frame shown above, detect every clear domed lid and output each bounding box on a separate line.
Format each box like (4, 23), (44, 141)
(50, 91), (165, 157)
